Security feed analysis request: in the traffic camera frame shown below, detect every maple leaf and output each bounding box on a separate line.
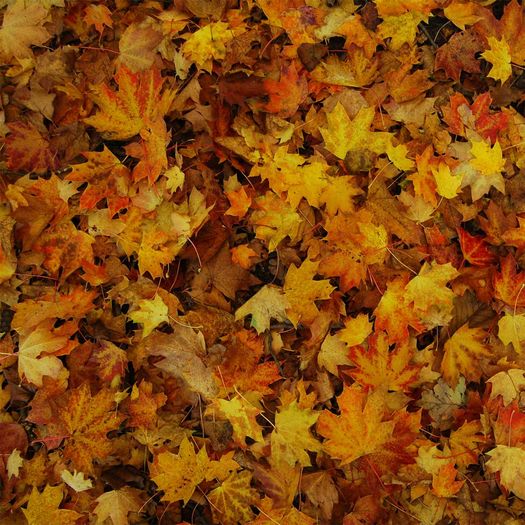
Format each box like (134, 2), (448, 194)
(22, 485), (80, 524)
(320, 102), (413, 170)
(482, 36), (512, 84)
(17, 320), (72, 387)
(207, 395), (264, 447)
(0, 211), (16, 284)
(12, 287), (97, 332)
(457, 227), (495, 267)
(318, 333), (351, 375)
(348, 332), (420, 392)
(129, 295), (169, 338)
(7, 449), (23, 479)
(270, 400), (321, 467)
(116, 22), (162, 72)
(448, 420), (486, 468)
(441, 324), (490, 386)
(432, 463), (465, 497)
(405, 261), (459, 329)
(145, 330), (219, 399)
(66, 147), (130, 216)
(215, 329), (280, 395)
(443, 92), (509, 142)
(374, 276), (424, 343)
(150, 437), (209, 504)
(33, 221), (94, 280)
(443, 1), (483, 29)
(60, 469), (93, 492)
(494, 254), (525, 307)
(235, 285), (290, 334)
(498, 313), (525, 352)
(0, 0), (50, 60)
(487, 369), (525, 406)
(251, 148), (330, 210)
(460, 138), (506, 201)
(94, 487), (143, 525)
(46, 384), (125, 474)
(5, 122), (58, 174)
(301, 471), (338, 522)
(124, 380), (167, 429)
(84, 4), (113, 35)
(432, 161), (463, 199)
(225, 184), (252, 218)
(284, 259), (334, 327)
(486, 445), (525, 500)
(435, 30), (482, 81)
(502, 217), (525, 250)
(262, 62), (308, 118)
(317, 385), (394, 466)
(250, 192), (303, 250)
(182, 21), (236, 71)
(84, 65), (173, 141)
(491, 401), (525, 448)
(208, 471), (259, 525)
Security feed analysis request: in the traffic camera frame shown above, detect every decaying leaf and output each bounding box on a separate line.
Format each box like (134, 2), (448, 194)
(3, 0), (525, 522)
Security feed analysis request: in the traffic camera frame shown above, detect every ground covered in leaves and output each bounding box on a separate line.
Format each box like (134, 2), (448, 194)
(2, 0), (525, 523)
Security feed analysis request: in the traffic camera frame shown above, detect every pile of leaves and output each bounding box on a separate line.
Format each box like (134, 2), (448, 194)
(2, 0), (525, 523)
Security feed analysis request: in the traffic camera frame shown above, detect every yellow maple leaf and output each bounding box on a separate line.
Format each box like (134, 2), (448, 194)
(470, 139), (506, 175)
(18, 320), (71, 387)
(182, 21), (235, 71)
(94, 487), (143, 525)
(431, 162), (462, 199)
(129, 295), (169, 338)
(57, 384), (125, 474)
(498, 312), (525, 352)
(318, 333), (352, 375)
(486, 445), (525, 500)
(252, 148), (331, 210)
(270, 400), (321, 467)
(208, 395), (264, 447)
(208, 471), (259, 525)
(337, 313), (373, 347)
(448, 420), (485, 468)
(235, 285), (290, 334)
(321, 103), (413, 170)
(458, 138), (506, 201)
(284, 259), (334, 327)
(22, 485), (81, 525)
(60, 469), (93, 492)
(349, 332), (420, 392)
(487, 369), (525, 406)
(378, 12), (427, 50)
(250, 192), (303, 250)
(320, 175), (362, 215)
(164, 165), (185, 194)
(443, 1), (483, 30)
(84, 65), (173, 140)
(150, 437), (209, 504)
(317, 385), (394, 466)
(405, 261), (459, 329)
(441, 324), (491, 386)
(482, 36), (512, 84)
